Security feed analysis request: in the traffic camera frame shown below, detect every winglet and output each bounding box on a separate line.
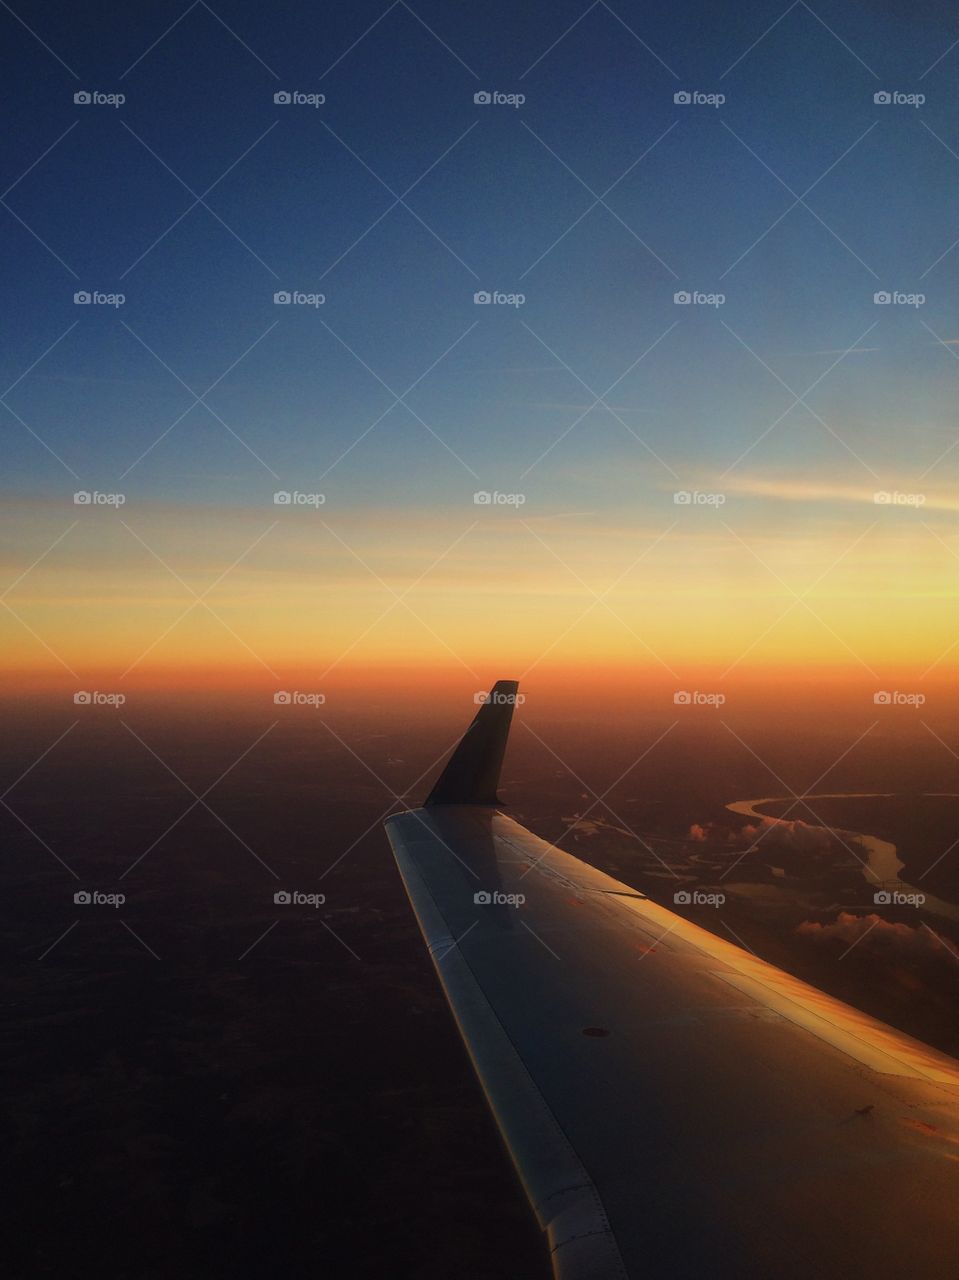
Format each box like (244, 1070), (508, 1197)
(424, 680), (519, 806)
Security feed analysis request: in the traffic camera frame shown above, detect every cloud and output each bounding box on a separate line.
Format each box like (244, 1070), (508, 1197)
(687, 817), (838, 855)
(796, 911), (954, 961)
(740, 816), (836, 855)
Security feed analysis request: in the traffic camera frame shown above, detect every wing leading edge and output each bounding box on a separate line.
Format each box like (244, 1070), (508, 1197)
(385, 683), (959, 1280)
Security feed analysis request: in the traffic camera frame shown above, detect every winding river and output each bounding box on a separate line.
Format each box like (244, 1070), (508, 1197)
(726, 793), (959, 925)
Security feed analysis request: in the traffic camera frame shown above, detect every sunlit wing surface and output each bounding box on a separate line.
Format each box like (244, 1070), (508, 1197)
(384, 683), (959, 1280)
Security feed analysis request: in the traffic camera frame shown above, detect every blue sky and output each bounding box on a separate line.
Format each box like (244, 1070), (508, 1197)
(4, 2), (959, 690)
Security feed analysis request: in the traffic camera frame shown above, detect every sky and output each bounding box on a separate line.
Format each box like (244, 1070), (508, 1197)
(3, 0), (959, 701)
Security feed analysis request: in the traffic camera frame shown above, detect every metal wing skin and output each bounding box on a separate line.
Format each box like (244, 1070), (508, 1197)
(384, 684), (959, 1280)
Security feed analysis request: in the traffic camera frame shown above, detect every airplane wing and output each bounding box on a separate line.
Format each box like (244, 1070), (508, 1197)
(384, 682), (959, 1280)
